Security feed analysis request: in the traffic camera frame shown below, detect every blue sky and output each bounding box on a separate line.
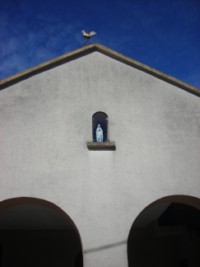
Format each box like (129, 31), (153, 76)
(0, 0), (200, 88)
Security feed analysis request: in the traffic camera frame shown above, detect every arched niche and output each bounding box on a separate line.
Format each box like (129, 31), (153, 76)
(0, 197), (83, 267)
(87, 112), (116, 150)
(128, 195), (200, 267)
(92, 111), (108, 142)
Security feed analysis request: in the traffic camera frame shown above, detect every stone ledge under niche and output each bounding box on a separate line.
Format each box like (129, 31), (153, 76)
(87, 141), (116, 151)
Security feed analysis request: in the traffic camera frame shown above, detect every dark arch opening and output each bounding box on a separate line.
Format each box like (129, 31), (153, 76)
(92, 112), (108, 142)
(0, 197), (83, 267)
(128, 195), (200, 267)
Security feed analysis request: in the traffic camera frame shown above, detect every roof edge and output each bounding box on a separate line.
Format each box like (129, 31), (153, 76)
(95, 44), (200, 97)
(0, 43), (199, 96)
(0, 44), (97, 90)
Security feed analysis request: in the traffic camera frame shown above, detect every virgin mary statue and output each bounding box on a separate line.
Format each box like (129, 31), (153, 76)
(96, 124), (103, 142)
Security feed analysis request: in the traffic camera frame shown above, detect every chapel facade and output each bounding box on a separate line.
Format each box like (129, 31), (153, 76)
(0, 43), (200, 267)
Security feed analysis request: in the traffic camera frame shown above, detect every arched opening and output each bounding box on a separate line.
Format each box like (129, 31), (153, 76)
(0, 197), (83, 267)
(128, 195), (200, 267)
(92, 112), (108, 142)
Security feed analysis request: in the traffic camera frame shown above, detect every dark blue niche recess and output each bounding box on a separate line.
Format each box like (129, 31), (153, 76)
(92, 111), (108, 142)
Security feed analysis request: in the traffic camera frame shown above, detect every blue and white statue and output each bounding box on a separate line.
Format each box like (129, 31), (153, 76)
(96, 124), (103, 142)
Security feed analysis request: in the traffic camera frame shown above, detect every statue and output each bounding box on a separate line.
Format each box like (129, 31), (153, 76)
(96, 124), (103, 142)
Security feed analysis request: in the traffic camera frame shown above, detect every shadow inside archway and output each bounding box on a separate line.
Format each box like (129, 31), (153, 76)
(128, 196), (200, 267)
(0, 198), (83, 267)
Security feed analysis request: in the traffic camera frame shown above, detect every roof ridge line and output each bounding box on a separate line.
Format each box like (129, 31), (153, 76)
(0, 43), (199, 96)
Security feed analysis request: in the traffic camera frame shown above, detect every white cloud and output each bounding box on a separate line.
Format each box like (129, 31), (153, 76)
(0, 11), (82, 80)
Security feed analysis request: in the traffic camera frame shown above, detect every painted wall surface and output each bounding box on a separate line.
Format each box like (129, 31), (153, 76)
(0, 51), (200, 267)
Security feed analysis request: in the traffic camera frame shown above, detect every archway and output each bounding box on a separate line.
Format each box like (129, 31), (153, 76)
(0, 197), (83, 267)
(128, 195), (200, 267)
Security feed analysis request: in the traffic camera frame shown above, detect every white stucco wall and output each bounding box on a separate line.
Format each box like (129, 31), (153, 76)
(0, 51), (200, 267)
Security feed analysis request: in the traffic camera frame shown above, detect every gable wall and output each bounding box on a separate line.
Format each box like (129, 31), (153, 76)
(0, 51), (200, 267)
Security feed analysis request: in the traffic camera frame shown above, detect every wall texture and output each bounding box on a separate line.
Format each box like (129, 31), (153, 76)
(0, 51), (200, 267)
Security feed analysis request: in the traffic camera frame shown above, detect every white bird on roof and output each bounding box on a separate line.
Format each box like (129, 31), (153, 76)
(82, 30), (96, 40)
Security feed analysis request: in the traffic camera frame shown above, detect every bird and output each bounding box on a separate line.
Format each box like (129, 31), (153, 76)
(82, 30), (96, 41)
